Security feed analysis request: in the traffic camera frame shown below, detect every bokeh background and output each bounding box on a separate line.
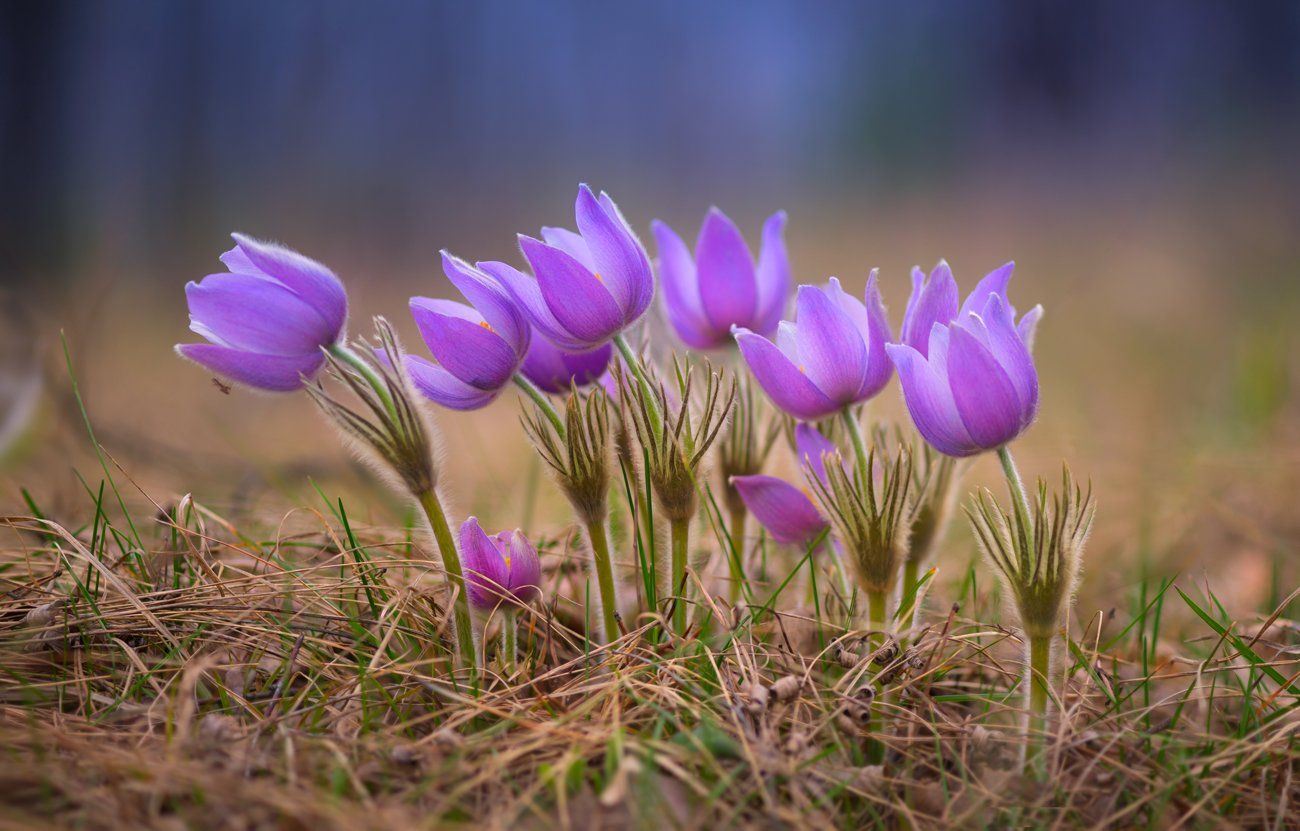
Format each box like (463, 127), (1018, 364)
(2, 1), (1298, 616)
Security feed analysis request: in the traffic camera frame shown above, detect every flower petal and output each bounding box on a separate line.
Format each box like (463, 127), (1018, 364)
(1017, 304), (1043, 353)
(409, 297), (518, 390)
(886, 342), (979, 457)
(539, 226), (595, 271)
(794, 423), (841, 486)
(574, 184), (649, 319)
(695, 207), (757, 334)
(441, 252), (529, 355)
(653, 219), (718, 348)
(404, 355), (500, 411)
(186, 273), (333, 356)
(825, 274), (893, 400)
(520, 337), (612, 393)
(945, 325), (1024, 449)
(734, 327), (839, 420)
(597, 190), (655, 322)
(752, 210), (791, 336)
(459, 517), (510, 610)
(959, 261), (1015, 320)
(794, 284), (868, 406)
(229, 233), (347, 337)
(504, 529), (541, 604)
(978, 294), (1038, 425)
(900, 261), (958, 357)
(730, 474), (827, 546)
(518, 235), (623, 346)
(479, 260), (594, 352)
(175, 343), (324, 392)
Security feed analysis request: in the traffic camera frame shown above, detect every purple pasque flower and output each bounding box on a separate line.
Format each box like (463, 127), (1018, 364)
(734, 275), (892, 421)
(886, 261), (1043, 457)
(652, 208), (790, 348)
(520, 335), (612, 394)
(176, 233), (348, 391)
(404, 252), (531, 411)
(482, 184), (654, 352)
(459, 516), (542, 610)
(730, 424), (839, 547)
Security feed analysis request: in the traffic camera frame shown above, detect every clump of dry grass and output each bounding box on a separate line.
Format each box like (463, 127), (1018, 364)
(2, 475), (1297, 830)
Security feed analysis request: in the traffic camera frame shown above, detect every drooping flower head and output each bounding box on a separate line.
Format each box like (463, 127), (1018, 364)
(734, 276), (892, 421)
(520, 336), (612, 394)
(176, 233), (348, 391)
(730, 424), (839, 548)
(653, 208), (790, 349)
(483, 185), (654, 352)
(886, 261), (1043, 457)
(459, 517), (542, 610)
(404, 252), (531, 411)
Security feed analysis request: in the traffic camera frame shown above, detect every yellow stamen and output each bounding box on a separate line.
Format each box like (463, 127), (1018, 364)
(798, 365), (806, 374)
(479, 320), (495, 333)
(593, 271), (604, 282)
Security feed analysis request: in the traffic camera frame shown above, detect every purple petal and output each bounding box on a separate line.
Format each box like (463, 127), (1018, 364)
(752, 211), (791, 336)
(1017, 304), (1043, 353)
(654, 219), (719, 348)
(978, 294), (1039, 426)
(794, 423), (842, 486)
(441, 252), (530, 355)
(959, 261), (1015, 320)
(695, 208), (758, 334)
(539, 226), (595, 271)
(597, 190), (655, 322)
(945, 325), (1025, 449)
(734, 328), (840, 421)
(574, 184), (650, 319)
(518, 235), (623, 346)
(520, 337), (612, 394)
(479, 260), (595, 353)
(175, 343), (324, 392)
(186, 273), (334, 356)
(228, 233), (348, 338)
(731, 474), (827, 546)
(900, 261), (958, 357)
(460, 517), (510, 609)
(504, 529), (541, 604)
(886, 342), (979, 457)
(404, 355), (500, 411)
(825, 274), (893, 400)
(409, 297), (518, 390)
(794, 284), (868, 406)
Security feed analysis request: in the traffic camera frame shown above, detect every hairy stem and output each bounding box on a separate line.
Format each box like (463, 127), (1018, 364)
(1026, 634), (1053, 774)
(727, 504), (747, 605)
(415, 489), (478, 674)
(900, 558), (920, 632)
(840, 407), (870, 479)
(613, 334), (663, 440)
(586, 519), (620, 644)
(670, 516), (690, 633)
(501, 607), (517, 677)
(512, 374), (565, 439)
(997, 444), (1033, 536)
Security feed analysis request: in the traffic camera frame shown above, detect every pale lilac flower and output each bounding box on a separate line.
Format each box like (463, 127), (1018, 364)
(405, 252), (530, 411)
(176, 233), (347, 391)
(652, 208), (790, 348)
(734, 276), (892, 420)
(484, 185), (654, 352)
(459, 516), (542, 610)
(886, 261), (1043, 457)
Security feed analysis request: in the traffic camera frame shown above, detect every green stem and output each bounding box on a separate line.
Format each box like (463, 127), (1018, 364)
(586, 519), (620, 644)
(512, 374), (565, 439)
(727, 503), (747, 605)
(1026, 634), (1052, 774)
(613, 334), (663, 440)
(840, 407), (869, 478)
(997, 444), (1033, 535)
(328, 342), (397, 418)
(501, 607), (517, 676)
(415, 488), (478, 674)
(669, 517), (690, 633)
(901, 558), (920, 632)
(866, 588), (889, 764)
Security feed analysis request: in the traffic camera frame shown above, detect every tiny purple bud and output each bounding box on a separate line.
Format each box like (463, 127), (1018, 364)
(459, 517), (542, 610)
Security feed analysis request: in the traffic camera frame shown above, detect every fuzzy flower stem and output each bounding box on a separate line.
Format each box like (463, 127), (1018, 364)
(327, 342), (397, 418)
(501, 607), (518, 677)
(670, 516), (690, 633)
(997, 445), (1033, 534)
(415, 488), (478, 673)
(901, 559), (920, 631)
(841, 407), (870, 479)
(727, 503), (747, 605)
(585, 519), (620, 643)
(512, 374), (565, 439)
(1027, 634), (1052, 772)
(613, 334), (663, 439)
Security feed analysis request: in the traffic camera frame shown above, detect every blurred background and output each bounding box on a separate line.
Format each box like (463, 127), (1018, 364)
(1, 1), (1298, 614)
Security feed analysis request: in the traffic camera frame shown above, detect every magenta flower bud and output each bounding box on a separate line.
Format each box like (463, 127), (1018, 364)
(483, 184), (654, 352)
(175, 233), (348, 391)
(652, 208), (791, 349)
(733, 275), (893, 421)
(459, 516), (542, 610)
(886, 261), (1043, 458)
(404, 252), (531, 411)
(729, 475), (827, 547)
(519, 335), (612, 394)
